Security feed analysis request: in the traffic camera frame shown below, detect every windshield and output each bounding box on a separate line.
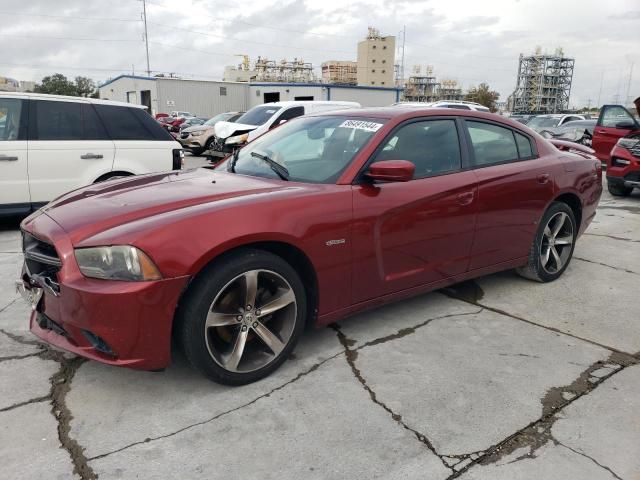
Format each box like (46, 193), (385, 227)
(205, 112), (234, 126)
(227, 115), (385, 184)
(527, 117), (560, 129)
(235, 105), (282, 126)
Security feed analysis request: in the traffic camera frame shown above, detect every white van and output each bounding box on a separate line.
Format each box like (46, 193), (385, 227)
(213, 101), (360, 153)
(0, 92), (183, 216)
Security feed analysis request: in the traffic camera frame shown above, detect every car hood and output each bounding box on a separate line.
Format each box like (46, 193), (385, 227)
(182, 124), (211, 133)
(214, 120), (258, 139)
(41, 168), (292, 245)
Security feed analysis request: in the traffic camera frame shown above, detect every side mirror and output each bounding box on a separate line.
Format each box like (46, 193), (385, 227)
(366, 160), (415, 182)
(615, 120), (637, 129)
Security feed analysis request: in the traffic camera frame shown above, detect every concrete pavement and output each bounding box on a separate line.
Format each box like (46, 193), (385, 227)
(1, 182), (638, 479)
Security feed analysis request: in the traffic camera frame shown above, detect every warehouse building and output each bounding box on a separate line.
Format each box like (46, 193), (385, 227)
(99, 75), (401, 116)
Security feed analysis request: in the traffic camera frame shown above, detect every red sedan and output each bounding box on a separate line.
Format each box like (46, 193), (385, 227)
(17, 107), (602, 385)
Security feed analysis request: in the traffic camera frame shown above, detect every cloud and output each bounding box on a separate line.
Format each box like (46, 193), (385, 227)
(0, 0), (637, 108)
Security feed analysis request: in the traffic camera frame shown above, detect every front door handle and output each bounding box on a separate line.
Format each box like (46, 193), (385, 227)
(0, 155), (18, 161)
(80, 153), (104, 160)
(537, 173), (550, 184)
(456, 191), (474, 206)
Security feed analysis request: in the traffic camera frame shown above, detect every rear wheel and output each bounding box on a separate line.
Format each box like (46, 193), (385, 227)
(517, 202), (576, 282)
(176, 249), (306, 385)
(607, 181), (632, 197)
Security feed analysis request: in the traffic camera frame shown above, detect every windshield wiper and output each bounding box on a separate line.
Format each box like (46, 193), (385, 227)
(250, 152), (289, 181)
(227, 147), (240, 173)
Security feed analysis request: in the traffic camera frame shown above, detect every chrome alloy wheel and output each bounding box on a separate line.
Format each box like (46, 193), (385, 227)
(540, 212), (574, 274)
(204, 269), (297, 373)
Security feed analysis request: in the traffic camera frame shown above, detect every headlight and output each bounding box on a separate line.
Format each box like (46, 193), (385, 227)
(75, 246), (162, 281)
(225, 133), (249, 145)
(190, 131), (204, 137)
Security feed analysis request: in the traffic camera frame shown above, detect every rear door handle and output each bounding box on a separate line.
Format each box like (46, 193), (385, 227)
(537, 173), (550, 184)
(456, 191), (474, 206)
(80, 153), (104, 160)
(0, 155), (18, 161)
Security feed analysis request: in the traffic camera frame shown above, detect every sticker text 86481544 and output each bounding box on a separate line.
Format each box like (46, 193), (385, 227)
(338, 120), (383, 132)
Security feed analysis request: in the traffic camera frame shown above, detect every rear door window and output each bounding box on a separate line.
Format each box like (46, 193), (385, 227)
(95, 105), (170, 140)
(514, 132), (534, 159)
(81, 104), (109, 140)
(466, 121), (519, 166)
(31, 101), (83, 140)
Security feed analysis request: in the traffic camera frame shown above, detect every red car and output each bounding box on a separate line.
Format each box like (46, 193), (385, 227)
(591, 99), (640, 196)
(17, 108), (602, 385)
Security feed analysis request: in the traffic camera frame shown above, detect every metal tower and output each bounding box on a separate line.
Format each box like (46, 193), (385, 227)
(511, 47), (575, 114)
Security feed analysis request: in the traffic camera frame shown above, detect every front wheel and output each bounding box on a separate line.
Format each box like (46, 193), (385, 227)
(517, 202), (577, 282)
(176, 249), (307, 385)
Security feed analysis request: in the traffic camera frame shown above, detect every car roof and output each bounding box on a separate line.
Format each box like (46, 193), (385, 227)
(0, 91), (146, 109)
(260, 101), (360, 107)
(310, 106), (527, 127)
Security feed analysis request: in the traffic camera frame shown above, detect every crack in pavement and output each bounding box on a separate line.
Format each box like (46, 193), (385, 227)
(0, 325), (95, 480)
(558, 442), (624, 480)
(331, 323), (455, 474)
(574, 256), (639, 276)
(0, 351), (42, 362)
(39, 349), (95, 480)
(584, 232), (640, 243)
(353, 308), (483, 352)
(441, 283), (636, 357)
(0, 395), (49, 413)
(443, 352), (637, 478)
(87, 351), (344, 462)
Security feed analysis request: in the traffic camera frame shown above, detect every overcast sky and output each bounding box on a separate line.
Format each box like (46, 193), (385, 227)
(1, 0), (638, 108)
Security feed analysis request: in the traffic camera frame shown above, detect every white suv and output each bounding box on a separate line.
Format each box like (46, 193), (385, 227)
(0, 92), (183, 216)
(214, 101), (361, 153)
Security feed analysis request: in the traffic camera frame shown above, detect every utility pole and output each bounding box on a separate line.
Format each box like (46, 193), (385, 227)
(400, 25), (406, 89)
(596, 70), (604, 107)
(142, 0), (151, 76)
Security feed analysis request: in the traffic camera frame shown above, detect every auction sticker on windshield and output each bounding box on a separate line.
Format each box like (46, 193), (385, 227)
(339, 120), (384, 132)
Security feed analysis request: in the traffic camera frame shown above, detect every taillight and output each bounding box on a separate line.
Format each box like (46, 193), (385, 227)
(172, 149), (184, 170)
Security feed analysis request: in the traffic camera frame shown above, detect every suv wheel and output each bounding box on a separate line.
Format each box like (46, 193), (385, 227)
(517, 202), (577, 283)
(176, 249), (306, 385)
(607, 181), (633, 197)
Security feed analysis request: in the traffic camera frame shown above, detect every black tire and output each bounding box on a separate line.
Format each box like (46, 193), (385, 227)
(190, 147), (205, 156)
(175, 248), (307, 385)
(204, 137), (216, 152)
(516, 202), (577, 283)
(607, 181), (632, 197)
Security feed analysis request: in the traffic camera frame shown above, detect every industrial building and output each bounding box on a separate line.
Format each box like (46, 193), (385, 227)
(510, 47), (575, 114)
(0, 76), (35, 92)
(357, 27), (396, 87)
(403, 66), (464, 102)
(223, 56), (316, 83)
(321, 61), (358, 85)
(98, 75), (401, 117)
